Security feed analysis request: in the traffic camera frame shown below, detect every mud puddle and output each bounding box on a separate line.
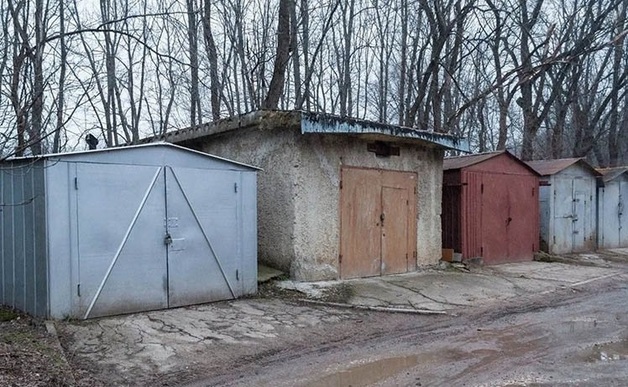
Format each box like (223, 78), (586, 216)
(304, 354), (421, 387)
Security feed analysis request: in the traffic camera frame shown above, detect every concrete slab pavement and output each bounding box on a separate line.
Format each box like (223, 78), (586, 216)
(279, 253), (628, 313)
(57, 250), (628, 385)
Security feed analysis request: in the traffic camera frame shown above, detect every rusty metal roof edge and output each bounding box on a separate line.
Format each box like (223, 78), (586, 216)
(443, 150), (504, 171)
(299, 111), (470, 152)
(596, 166), (628, 182)
(526, 158), (602, 177)
(443, 150), (540, 175)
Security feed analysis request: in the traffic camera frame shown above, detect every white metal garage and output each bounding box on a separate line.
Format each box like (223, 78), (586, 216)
(0, 143), (258, 319)
(597, 167), (628, 249)
(527, 158), (600, 254)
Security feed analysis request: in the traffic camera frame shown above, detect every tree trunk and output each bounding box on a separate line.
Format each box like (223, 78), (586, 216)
(187, 0), (201, 126)
(263, 0), (291, 109)
(202, 0), (221, 121)
(53, 0), (67, 152)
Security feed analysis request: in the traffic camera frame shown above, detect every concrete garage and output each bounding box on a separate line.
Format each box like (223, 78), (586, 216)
(597, 167), (628, 249)
(155, 110), (470, 281)
(527, 158), (600, 254)
(442, 151), (540, 264)
(0, 143), (258, 319)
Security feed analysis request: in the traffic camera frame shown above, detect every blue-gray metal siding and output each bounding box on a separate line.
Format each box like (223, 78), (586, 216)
(0, 161), (48, 317)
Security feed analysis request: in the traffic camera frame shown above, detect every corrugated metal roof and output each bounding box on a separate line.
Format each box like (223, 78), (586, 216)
(147, 110), (471, 152)
(300, 112), (470, 152)
(597, 166), (628, 182)
(443, 151), (504, 170)
(526, 158), (601, 177)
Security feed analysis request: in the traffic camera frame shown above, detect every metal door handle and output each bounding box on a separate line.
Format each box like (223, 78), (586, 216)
(164, 233), (172, 245)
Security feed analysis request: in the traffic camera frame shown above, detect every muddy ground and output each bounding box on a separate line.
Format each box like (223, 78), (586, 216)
(2, 259), (627, 386)
(0, 308), (73, 386)
(188, 279), (628, 386)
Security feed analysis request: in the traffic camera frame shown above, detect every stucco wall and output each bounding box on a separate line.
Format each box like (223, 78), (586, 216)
(293, 134), (443, 280)
(196, 129), (444, 281)
(197, 128), (299, 273)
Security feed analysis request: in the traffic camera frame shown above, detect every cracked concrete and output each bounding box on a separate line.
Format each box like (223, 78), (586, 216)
(280, 251), (628, 313)
(59, 299), (362, 384)
(58, 250), (628, 385)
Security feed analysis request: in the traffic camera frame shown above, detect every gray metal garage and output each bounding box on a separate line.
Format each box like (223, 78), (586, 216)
(0, 143), (258, 319)
(597, 167), (628, 249)
(526, 158), (600, 254)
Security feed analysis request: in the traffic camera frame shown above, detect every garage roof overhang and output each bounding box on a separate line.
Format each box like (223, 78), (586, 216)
(2, 142), (260, 171)
(147, 110), (470, 152)
(526, 158), (602, 178)
(596, 166), (628, 186)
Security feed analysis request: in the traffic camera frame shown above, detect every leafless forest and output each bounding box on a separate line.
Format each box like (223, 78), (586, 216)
(0, 0), (627, 165)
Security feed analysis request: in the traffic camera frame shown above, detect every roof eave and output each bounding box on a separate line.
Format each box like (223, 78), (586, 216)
(300, 113), (470, 152)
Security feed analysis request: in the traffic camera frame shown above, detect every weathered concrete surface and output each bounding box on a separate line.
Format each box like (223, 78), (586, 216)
(197, 124), (444, 281)
(59, 299), (363, 386)
(58, 252), (628, 386)
(280, 260), (624, 312)
(293, 134), (444, 280)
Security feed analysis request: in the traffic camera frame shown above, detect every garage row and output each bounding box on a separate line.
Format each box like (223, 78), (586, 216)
(443, 151), (627, 263)
(0, 113), (626, 319)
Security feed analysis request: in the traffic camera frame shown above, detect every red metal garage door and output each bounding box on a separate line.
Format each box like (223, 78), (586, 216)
(480, 173), (538, 264)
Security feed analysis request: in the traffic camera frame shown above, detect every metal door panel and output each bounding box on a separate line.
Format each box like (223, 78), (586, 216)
(381, 187), (409, 274)
(620, 180), (627, 247)
(480, 173), (509, 264)
(463, 172), (483, 259)
(506, 175), (538, 261)
(340, 168), (417, 278)
(340, 168), (382, 279)
(600, 183), (620, 248)
(572, 178), (592, 252)
(552, 179), (574, 253)
(76, 164), (167, 318)
(166, 167), (240, 307)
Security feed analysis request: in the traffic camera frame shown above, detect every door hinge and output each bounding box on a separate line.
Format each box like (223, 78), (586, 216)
(340, 180), (343, 189)
(414, 186), (417, 195)
(413, 251), (417, 259)
(234, 182), (238, 193)
(74, 177), (78, 190)
(77, 284), (81, 297)
(236, 269), (239, 281)
(339, 254), (343, 263)
(481, 246), (484, 255)
(481, 183), (484, 194)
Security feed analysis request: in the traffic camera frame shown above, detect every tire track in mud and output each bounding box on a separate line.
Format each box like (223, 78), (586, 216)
(183, 278), (624, 387)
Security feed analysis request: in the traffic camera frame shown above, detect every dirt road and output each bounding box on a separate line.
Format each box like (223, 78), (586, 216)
(188, 278), (628, 386)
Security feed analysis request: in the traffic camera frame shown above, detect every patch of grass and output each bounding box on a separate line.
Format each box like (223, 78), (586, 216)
(0, 308), (18, 321)
(255, 281), (305, 301)
(320, 283), (354, 303)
